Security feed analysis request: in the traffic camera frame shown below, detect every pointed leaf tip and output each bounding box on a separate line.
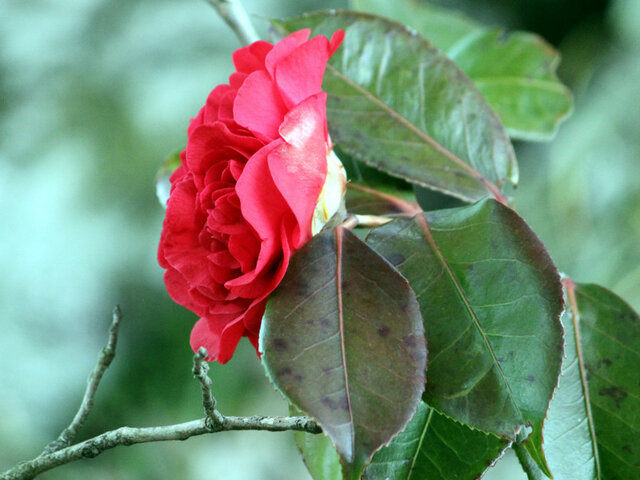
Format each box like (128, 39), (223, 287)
(262, 227), (426, 479)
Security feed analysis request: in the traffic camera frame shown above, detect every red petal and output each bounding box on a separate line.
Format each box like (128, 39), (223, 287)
(164, 269), (208, 317)
(329, 29), (345, 55)
(235, 140), (289, 243)
(274, 35), (330, 108)
(233, 70), (288, 143)
(232, 40), (273, 74)
(190, 316), (245, 364)
(268, 93), (328, 248)
(264, 29), (311, 78)
(186, 123), (262, 176)
(164, 178), (200, 233)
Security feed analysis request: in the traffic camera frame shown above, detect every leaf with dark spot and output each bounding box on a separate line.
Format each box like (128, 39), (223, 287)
(261, 227), (426, 480)
(366, 199), (564, 476)
(516, 282), (640, 480)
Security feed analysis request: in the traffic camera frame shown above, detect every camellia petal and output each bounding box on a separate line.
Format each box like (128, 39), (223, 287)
(267, 93), (329, 248)
(233, 70), (289, 142)
(264, 29), (311, 78)
(235, 140), (288, 245)
(158, 29), (345, 363)
(190, 315), (245, 364)
(274, 35), (332, 108)
(232, 40), (273, 74)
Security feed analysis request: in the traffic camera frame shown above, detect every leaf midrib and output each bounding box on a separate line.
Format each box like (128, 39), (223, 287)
(406, 406), (433, 480)
(334, 227), (356, 462)
(325, 62), (492, 191)
(414, 213), (524, 434)
(566, 281), (603, 479)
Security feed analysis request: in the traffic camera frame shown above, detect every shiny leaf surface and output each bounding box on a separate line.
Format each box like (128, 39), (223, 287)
(351, 0), (573, 141)
(366, 199), (564, 475)
(518, 282), (640, 479)
(364, 401), (509, 480)
(295, 401), (509, 480)
(261, 227), (427, 480)
(272, 11), (517, 203)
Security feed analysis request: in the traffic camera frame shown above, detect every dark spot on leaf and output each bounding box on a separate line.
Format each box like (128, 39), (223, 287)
(278, 367), (292, 376)
(402, 334), (418, 348)
(321, 394), (349, 411)
(294, 374), (304, 381)
(296, 281), (309, 296)
(497, 357), (504, 363)
(598, 385), (628, 409)
(602, 358), (612, 367)
(386, 253), (405, 266)
(508, 351), (514, 356)
(526, 374), (535, 383)
(622, 445), (632, 454)
(400, 302), (413, 314)
(320, 317), (331, 328)
(377, 326), (391, 337)
(272, 338), (288, 352)
(321, 396), (338, 410)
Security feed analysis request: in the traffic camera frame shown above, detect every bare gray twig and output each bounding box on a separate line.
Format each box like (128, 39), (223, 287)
(1, 415), (320, 480)
(43, 306), (123, 454)
(203, 0), (260, 45)
(0, 307), (322, 480)
(192, 347), (225, 427)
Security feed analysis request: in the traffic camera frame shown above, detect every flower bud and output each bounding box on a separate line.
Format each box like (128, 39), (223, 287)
(311, 148), (347, 235)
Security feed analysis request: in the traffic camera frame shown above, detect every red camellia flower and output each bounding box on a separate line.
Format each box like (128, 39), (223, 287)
(158, 29), (346, 363)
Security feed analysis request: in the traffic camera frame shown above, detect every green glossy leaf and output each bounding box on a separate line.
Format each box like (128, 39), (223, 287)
(518, 282), (640, 479)
(295, 400), (509, 480)
(272, 11), (517, 203)
(292, 404), (342, 480)
(351, 0), (573, 141)
(296, 429), (342, 480)
(261, 227), (427, 480)
(514, 300), (598, 479)
(366, 199), (564, 476)
(364, 401), (509, 480)
(155, 149), (182, 208)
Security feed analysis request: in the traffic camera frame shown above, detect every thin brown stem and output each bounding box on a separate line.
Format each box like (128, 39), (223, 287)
(347, 183), (420, 215)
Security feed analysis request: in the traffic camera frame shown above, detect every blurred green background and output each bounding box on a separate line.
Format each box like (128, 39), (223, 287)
(1, 0), (638, 478)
